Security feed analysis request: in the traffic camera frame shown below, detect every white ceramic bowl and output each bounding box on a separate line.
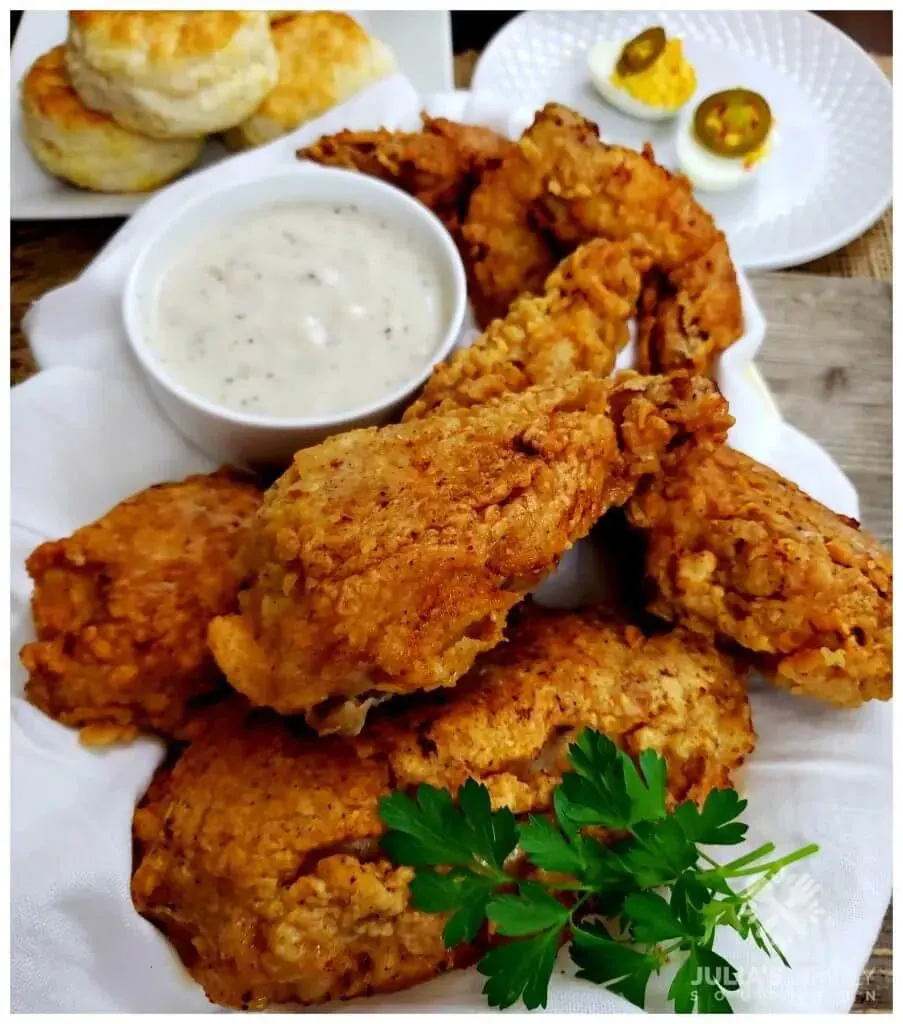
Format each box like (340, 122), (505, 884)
(123, 166), (467, 468)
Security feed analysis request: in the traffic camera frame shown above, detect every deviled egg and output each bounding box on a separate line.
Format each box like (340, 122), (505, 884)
(588, 26), (697, 122)
(676, 88), (774, 192)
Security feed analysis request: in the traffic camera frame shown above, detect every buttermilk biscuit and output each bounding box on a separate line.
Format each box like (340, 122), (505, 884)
(21, 46), (204, 193)
(65, 11), (278, 139)
(268, 11), (295, 22)
(222, 12), (396, 152)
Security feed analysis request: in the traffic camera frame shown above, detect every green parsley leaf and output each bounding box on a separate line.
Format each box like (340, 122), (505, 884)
(674, 789), (748, 846)
(742, 909), (790, 967)
(560, 730), (633, 829)
(409, 867), (484, 912)
(409, 868), (497, 947)
(487, 882), (570, 936)
(694, 946), (739, 1012)
(621, 891), (685, 943)
(559, 731), (668, 833)
(443, 886), (495, 948)
(379, 786), (472, 867)
(579, 834), (639, 894)
(669, 873), (710, 939)
(621, 748), (668, 822)
(617, 817), (699, 887)
(668, 948), (700, 1013)
(379, 780), (517, 872)
(670, 944), (738, 1012)
(458, 778), (518, 871)
(478, 926), (563, 1010)
(571, 923), (658, 1009)
(517, 814), (585, 875)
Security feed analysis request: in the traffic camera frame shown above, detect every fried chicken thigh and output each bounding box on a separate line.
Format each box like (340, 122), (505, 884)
(133, 607), (755, 1010)
(627, 447), (892, 707)
(403, 237), (645, 420)
(208, 373), (731, 732)
(20, 470), (262, 744)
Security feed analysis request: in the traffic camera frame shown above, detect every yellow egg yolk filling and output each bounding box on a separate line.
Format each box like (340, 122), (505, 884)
(610, 39), (696, 111)
(699, 109), (773, 169)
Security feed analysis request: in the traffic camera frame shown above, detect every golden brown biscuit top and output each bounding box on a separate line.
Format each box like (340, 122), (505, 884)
(259, 12), (389, 124)
(69, 10), (256, 62)
(22, 45), (111, 129)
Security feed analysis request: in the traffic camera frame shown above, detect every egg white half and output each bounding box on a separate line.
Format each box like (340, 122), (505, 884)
(675, 109), (772, 192)
(588, 40), (687, 122)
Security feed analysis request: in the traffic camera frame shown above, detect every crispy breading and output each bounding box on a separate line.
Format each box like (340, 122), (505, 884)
(132, 607), (755, 1010)
(207, 373), (732, 732)
(627, 446), (893, 707)
(299, 115), (509, 232)
(20, 469), (262, 744)
(403, 238), (645, 420)
(463, 103), (743, 371)
(461, 141), (561, 324)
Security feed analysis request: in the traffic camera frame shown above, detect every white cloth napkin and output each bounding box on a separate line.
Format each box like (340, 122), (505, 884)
(13, 76), (890, 1014)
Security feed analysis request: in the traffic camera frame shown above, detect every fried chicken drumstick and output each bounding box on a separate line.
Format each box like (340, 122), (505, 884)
(208, 373), (732, 734)
(403, 237), (645, 420)
(627, 446), (892, 707)
(20, 470), (262, 745)
(133, 607), (755, 1010)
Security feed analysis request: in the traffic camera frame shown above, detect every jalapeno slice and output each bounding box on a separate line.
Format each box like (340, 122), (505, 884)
(693, 89), (773, 158)
(616, 27), (667, 76)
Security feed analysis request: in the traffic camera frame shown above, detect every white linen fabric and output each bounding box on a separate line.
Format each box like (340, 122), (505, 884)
(13, 76), (890, 1014)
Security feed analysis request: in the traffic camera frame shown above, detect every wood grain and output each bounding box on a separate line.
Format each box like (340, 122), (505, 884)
(749, 272), (892, 545)
(11, 218), (123, 384)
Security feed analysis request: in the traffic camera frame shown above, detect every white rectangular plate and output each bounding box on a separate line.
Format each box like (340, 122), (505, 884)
(10, 10), (454, 220)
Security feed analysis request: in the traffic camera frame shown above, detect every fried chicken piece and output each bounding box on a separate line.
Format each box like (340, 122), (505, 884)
(462, 103), (743, 370)
(20, 470), (263, 745)
(300, 115), (509, 233)
(403, 238), (645, 421)
(207, 372), (732, 733)
(462, 142), (561, 324)
(634, 234), (741, 375)
(627, 446), (893, 707)
(133, 607), (755, 1010)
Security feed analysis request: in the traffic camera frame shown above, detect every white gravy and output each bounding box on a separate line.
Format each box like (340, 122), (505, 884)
(143, 202), (448, 419)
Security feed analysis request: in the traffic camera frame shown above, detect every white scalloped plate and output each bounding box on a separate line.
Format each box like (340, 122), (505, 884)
(473, 11), (892, 270)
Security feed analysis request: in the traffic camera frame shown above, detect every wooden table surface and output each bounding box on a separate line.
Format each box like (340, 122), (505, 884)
(10, 28), (892, 1016)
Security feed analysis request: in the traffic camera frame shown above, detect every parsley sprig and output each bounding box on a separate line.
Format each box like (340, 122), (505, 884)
(378, 729), (817, 1012)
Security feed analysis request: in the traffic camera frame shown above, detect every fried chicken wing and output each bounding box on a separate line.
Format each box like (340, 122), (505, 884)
(627, 446), (892, 707)
(133, 607), (755, 1010)
(20, 470), (263, 745)
(462, 103), (743, 371)
(403, 237), (645, 421)
(300, 115), (509, 234)
(207, 373), (732, 732)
